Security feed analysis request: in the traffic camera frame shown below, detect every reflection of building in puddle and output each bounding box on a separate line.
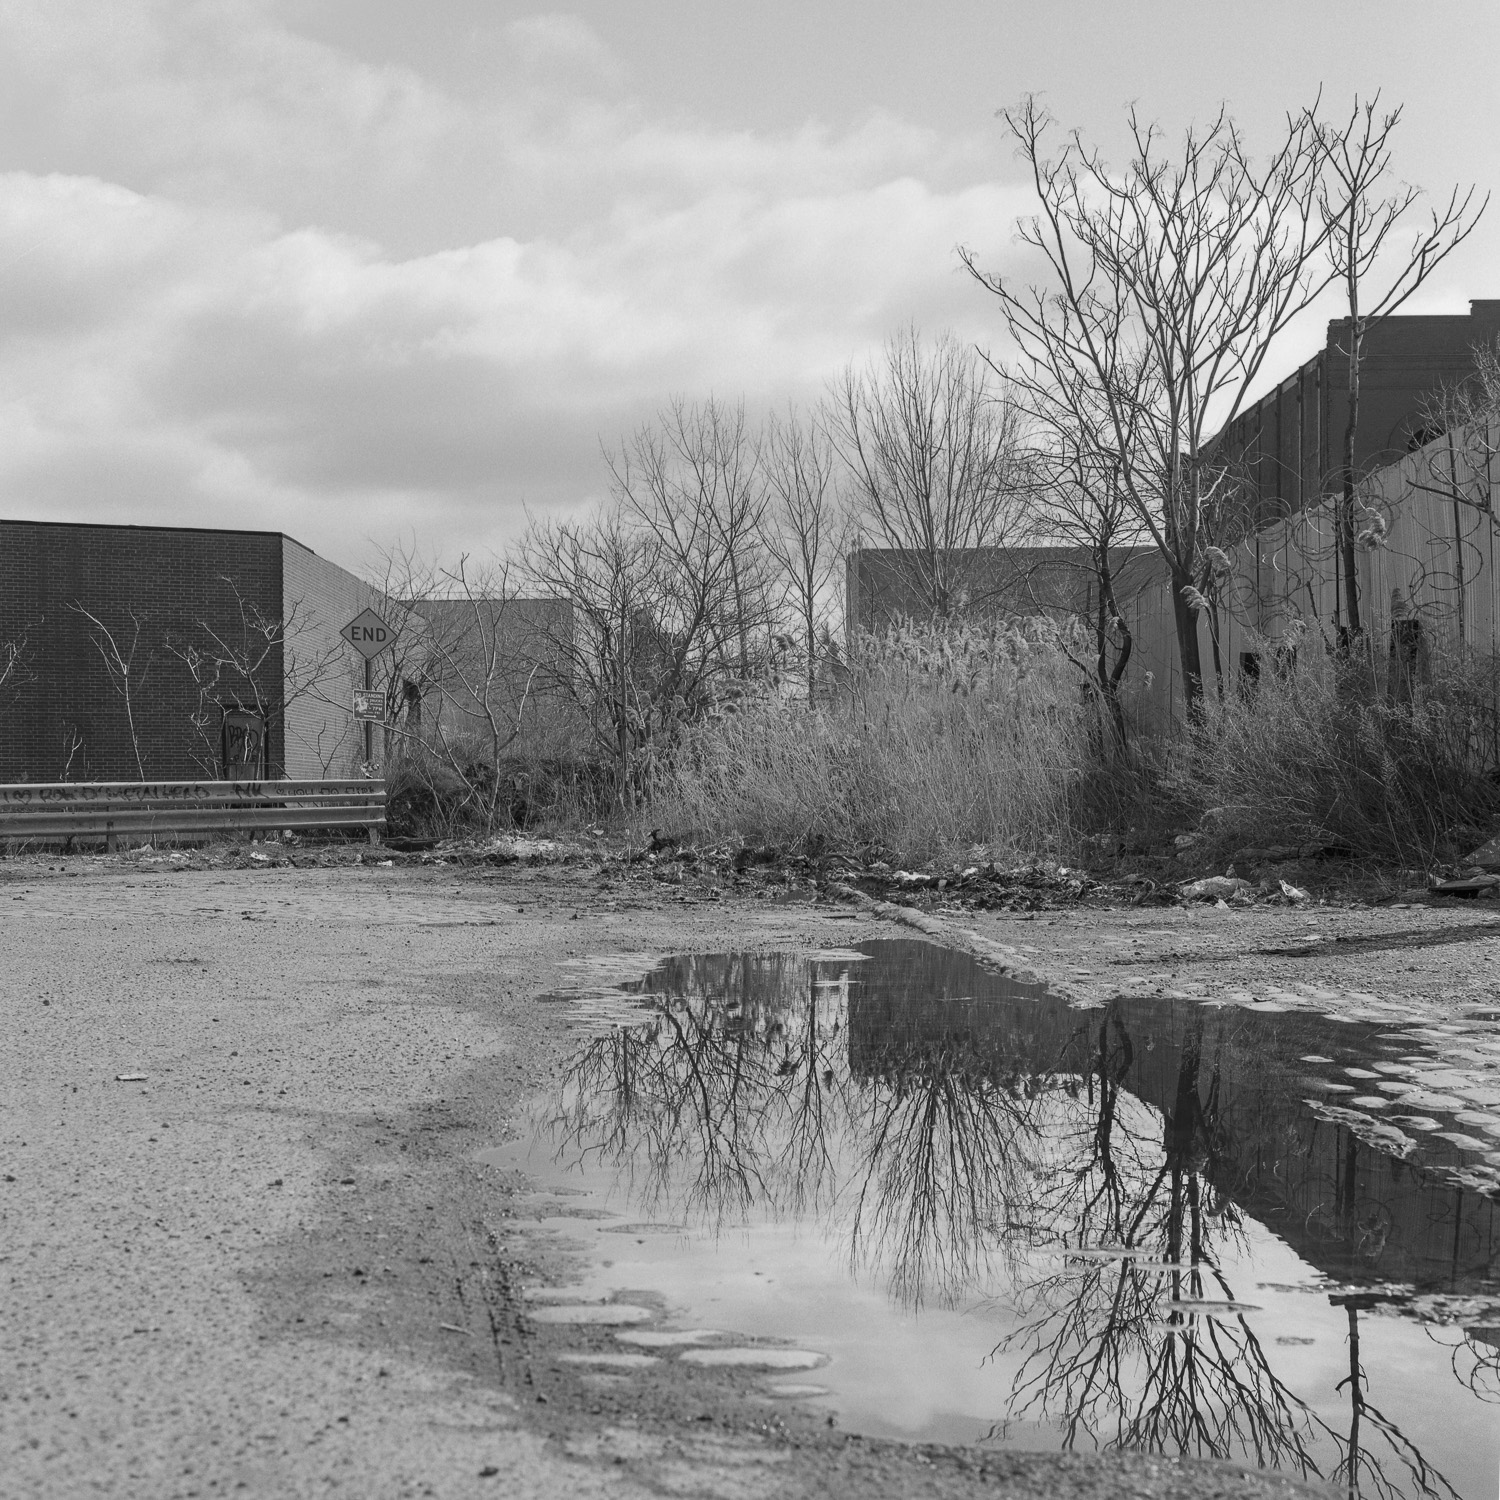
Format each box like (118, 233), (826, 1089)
(843, 940), (1500, 1295)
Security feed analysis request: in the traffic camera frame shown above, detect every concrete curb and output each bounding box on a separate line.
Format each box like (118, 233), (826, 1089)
(827, 881), (1085, 1002)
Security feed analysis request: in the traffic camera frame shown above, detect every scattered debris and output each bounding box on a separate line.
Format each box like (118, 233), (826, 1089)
(1431, 873), (1500, 899)
(1278, 879), (1311, 903)
(1461, 832), (1500, 872)
(1230, 844), (1303, 865)
(1178, 876), (1252, 901)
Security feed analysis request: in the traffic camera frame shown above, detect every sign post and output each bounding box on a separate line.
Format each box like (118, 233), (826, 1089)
(340, 609), (396, 768)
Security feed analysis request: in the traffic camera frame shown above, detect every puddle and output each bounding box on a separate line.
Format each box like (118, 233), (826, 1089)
(528, 1302), (656, 1325)
(489, 940), (1500, 1497)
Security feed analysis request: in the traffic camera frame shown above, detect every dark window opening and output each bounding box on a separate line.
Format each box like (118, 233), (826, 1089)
(221, 707), (266, 782)
(1388, 616), (1424, 703)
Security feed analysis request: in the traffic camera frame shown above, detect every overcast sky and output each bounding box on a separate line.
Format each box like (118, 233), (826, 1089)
(1, 1), (1496, 570)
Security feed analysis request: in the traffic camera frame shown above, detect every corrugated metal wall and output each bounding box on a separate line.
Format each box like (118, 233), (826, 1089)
(1113, 419), (1500, 736)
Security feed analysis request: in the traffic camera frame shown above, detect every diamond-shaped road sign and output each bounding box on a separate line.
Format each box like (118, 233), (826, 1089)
(341, 608), (395, 659)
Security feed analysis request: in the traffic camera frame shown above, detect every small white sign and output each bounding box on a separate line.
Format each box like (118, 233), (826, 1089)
(352, 689), (386, 721)
(341, 608), (395, 659)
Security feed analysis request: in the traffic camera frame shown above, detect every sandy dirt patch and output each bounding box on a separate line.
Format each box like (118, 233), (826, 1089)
(5, 851), (1454, 1498)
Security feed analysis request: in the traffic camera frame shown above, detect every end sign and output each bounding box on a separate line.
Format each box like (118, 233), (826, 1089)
(341, 608), (395, 659)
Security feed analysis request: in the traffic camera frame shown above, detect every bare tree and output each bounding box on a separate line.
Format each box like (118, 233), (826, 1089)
(829, 326), (1028, 621)
(1315, 96), (1486, 642)
(965, 99), (1337, 709)
(519, 397), (776, 804)
(366, 543), (580, 832)
(69, 603), (152, 780)
(165, 579), (344, 778)
(760, 405), (849, 705)
(1407, 338), (1500, 536)
(1008, 365), (1150, 745)
(1030, 462), (1143, 747)
(59, 723), (87, 780)
(606, 395), (774, 685)
(517, 506), (664, 804)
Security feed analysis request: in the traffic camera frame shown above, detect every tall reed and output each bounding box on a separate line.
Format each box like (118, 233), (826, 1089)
(658, 619), (1095, 865)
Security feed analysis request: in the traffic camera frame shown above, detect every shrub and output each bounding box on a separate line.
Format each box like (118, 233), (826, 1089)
(385, 732), (618, 840)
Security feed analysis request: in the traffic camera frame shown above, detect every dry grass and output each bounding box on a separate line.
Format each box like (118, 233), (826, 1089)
(656, 619), (1098, 865)
(1185, 640), (1500, 866)
(655, 622), (1500, 873)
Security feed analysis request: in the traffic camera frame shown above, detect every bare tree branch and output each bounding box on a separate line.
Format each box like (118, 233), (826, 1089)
(828, 326), (1028, 621)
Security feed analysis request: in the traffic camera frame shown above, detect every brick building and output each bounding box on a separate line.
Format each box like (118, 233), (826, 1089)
(1213, 299), (1500, 529)
(0, 519), (392, 783)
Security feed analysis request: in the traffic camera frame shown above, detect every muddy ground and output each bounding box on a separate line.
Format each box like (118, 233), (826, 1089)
(4, 848), (1495, 1500)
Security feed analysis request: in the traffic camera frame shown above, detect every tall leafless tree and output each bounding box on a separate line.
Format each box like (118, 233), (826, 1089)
(1026, 452), (1144, 748)
(519, 397), (776, 804)
(1004, 357), (1152, 744)
(759, 405), (849, 705)
(965, 99), (1337, 709)
(517, 505), (667, 804)
(606, 395), (774, 685)
(829, 326), (1028, 622)
(1315, 96), (1486, 641)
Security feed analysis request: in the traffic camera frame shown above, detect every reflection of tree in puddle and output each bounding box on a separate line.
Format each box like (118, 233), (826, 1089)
(552, 953), (855, 1229)
(999, 1008), (1462, 1497)
(540, 949), (1488, 1496)
(845, 1037), (1041, 1306)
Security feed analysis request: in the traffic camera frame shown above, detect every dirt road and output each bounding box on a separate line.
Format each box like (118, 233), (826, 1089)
(8, 851), (1489, 1499)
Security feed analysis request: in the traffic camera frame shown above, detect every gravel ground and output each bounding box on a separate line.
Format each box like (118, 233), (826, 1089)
(10, 849), (1487, 1500)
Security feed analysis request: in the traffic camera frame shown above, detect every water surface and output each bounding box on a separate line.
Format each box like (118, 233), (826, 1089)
(493, 940), (1500, 1499)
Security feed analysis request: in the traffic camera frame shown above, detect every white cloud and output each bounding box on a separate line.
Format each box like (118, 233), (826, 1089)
(0, 3), (1031, 563)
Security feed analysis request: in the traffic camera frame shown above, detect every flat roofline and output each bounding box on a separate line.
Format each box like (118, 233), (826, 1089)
(0, 515), (321, 557)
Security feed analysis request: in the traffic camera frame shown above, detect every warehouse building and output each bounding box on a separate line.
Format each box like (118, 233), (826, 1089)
(0, 519), (393, 783)
(1213, 299), (1500, 530)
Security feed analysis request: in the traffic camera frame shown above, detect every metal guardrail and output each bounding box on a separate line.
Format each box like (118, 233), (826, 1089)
(0, 780), (386, 849)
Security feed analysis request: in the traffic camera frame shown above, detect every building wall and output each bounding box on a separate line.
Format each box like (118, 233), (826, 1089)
(1215, 300), (1500, 532)
(411, 596), (580, 759)
(843, 543), (1182, 738)
(280, 537), (394, 779)
(0, 520), (284, 781)
(846, 546), (1154, 634)
(1112, 416), (1500, 735)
